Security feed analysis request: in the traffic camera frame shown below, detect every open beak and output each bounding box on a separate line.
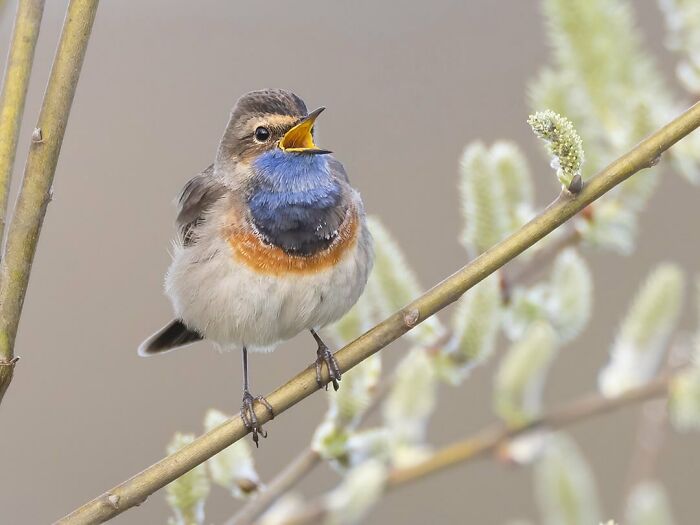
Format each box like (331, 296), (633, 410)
(279, 107), (331, 154)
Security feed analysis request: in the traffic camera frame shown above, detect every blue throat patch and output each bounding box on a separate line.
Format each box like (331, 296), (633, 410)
(249, 149), (343, 255)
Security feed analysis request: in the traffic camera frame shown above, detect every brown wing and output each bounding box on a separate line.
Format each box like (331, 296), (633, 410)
(176, 164), (228, 246)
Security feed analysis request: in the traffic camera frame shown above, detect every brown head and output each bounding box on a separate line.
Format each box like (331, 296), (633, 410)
(215, 89), (329, 173)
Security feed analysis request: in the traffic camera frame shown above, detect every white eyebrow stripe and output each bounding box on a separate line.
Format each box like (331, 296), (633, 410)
(246, 114), (300, 130)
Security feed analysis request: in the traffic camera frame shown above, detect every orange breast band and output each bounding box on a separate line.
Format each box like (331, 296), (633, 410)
(228, 210), (359, 276)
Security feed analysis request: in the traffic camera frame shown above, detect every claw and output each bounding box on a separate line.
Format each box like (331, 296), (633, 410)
(240, 391), (274, 447)
(309, 329), (342, 391)
(315, 343), (342, 391)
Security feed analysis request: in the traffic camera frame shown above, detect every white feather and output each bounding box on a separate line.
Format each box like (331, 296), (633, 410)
(165, 198), (373, 353)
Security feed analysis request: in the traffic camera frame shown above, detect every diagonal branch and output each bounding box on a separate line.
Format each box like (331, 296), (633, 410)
(56, 101), (700, 524)
(386, 373), (672, 487)
(0, 0), (99, 405)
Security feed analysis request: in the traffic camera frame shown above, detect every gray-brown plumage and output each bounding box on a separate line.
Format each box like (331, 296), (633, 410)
(139, 89), (374, 446)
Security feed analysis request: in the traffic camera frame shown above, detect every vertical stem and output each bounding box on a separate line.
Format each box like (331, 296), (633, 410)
(0, 0), (46, 255)
(0, 0), (99, 404)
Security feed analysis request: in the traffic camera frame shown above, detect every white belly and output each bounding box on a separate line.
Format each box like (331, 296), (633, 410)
(165, 230), (373, 352)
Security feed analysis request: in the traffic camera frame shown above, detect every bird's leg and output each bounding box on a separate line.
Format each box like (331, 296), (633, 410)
(310, 328), (341, 391)
(239, 346), (273, 447)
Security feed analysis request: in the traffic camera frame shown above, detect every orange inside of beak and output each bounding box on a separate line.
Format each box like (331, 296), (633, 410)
(279, 108), (324, 152)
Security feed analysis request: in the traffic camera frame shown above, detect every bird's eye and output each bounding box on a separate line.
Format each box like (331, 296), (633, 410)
(254, 126), (271, 142)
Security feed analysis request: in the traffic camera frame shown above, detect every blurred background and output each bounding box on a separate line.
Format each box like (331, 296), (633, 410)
(0, 1), (698, 523)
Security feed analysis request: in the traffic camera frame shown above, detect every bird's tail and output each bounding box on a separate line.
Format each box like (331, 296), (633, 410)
(138, 319), (202, 356)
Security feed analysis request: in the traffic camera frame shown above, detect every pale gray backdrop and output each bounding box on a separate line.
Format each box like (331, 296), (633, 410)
(0, 1), (697, 523)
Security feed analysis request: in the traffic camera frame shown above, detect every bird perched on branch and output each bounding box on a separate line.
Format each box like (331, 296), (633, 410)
(138, 89), (374, 446)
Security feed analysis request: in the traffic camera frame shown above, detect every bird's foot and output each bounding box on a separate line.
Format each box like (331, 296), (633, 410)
(315, 343), (342, 391)
(240, 390), (274, 448)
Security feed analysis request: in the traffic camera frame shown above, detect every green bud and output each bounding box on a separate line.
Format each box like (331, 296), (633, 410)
(311, 421), (349, 463)
(444, 274), (501, 380)
(494, 322), (558, 425)
(491, 141), (535, 231)
(333, 355), (381, 428)
(528, 110), (585, 190)
(383, 349), (437, 445)
(204, 410), (259, 498)
(599, 264), (684, 397)
(529, 68), (605, 180)
(312, 354), (381, 464)
(539, 0), (700, 184)
(502, 285), (549, 342)
(165, 433), (210, 525)
(546, 249), (592, 342)
(367, 217), (445, 346)
(459, 142), (511, 254)
(535, 434), (601, 525)
(540, 0), (658, 139)
(459, 141), (535, 254)
(324, 460), (387, 525)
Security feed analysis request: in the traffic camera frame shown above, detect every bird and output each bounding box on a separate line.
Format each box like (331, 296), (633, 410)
(138, 89), (374, 446)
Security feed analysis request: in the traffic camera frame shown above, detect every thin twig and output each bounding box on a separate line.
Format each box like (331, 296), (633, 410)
(278, 373), (674, 525)
(0, 0), (46, 250)
(56, 101), (700, 524)
(0, 0), (99, 405)
(386, 373), (672, 487)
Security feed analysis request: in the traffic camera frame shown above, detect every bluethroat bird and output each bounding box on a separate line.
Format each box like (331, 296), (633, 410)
(138, 89), (374, 446)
